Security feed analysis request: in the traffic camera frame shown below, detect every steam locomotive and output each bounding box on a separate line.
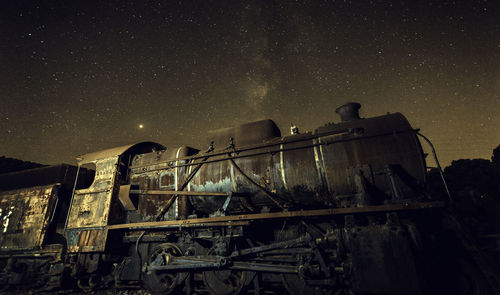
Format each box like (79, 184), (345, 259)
(0, 103), (495, 294)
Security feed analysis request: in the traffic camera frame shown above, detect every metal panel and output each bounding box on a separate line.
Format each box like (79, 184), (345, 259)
(118, 184), (137, 211)
(66, 157), (118, 229)
(65, 157), (117, 252)
(206, 119), (281, 149)
(0, 185), (58, 251)
(76, 141), (165, 163)
(129, 146), (198, 222)
(315, 113), (426, 204)
(66, 142), (165, 253)
(280, 133), (328, 206)
(66, 228), (107, 252)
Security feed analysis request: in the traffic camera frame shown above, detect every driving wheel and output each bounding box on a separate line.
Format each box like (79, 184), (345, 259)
(142, 243), (186, 295)
(203, 268), (249, 295)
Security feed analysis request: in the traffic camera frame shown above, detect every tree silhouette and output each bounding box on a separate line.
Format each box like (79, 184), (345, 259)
(493, 144), (500, 165)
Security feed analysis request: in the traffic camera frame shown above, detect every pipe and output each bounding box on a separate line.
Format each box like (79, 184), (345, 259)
(417, 132), (452, 202)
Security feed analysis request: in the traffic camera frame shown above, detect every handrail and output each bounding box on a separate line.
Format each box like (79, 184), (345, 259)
(64, 164), (81, 230)
(417, 133), (452, 201)
(130, 129), (416, 173)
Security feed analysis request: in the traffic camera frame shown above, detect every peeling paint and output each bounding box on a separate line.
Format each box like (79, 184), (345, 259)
(0, 185), (57, 250)
(190, 177), (233, 193)
(2, 207), (13, 233)
(65, 156), (118, 253)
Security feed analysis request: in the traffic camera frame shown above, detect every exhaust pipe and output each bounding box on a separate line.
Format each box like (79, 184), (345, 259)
(335, 102), (361, 122)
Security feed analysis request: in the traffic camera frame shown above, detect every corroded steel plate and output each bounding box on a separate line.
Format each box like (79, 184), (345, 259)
(0, 184), (58, 251)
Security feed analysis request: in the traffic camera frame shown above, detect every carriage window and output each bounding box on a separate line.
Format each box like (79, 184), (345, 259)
(75, 163), (96, 189)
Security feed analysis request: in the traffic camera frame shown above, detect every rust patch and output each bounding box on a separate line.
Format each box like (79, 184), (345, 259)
(66, 157), (118, 229)
(66, 157), (118, 252)
(0, 185), (58, 251)
(118, 184), (136, 211)
(66, 228), (106, 252)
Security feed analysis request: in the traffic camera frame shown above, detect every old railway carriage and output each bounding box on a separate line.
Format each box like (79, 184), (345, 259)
(0, 165), (81, 290)
(0, 103), (495, 294)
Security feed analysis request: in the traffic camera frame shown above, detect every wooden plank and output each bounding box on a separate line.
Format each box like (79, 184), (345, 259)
(107, 201), (445, 230)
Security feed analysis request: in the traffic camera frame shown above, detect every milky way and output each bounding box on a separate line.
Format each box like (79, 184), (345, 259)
(1, 1), (498, 165)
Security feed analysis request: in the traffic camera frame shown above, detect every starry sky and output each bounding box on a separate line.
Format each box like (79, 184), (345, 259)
(1, 0), (498, 166)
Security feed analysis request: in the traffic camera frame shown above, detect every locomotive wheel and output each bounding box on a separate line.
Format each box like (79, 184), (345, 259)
(77, 274), (101, 291)
(142, 243), (186, 295)
(203, 269), (249, 295)
(281, 273), (333, 295)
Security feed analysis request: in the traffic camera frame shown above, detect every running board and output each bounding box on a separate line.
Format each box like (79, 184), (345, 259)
(107, 201), (445, 231)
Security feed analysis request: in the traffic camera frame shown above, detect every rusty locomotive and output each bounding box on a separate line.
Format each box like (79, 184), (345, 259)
(0, 103), (496, 294)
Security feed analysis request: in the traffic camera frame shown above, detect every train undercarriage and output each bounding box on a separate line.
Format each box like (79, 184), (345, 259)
(61, 202), (449, 295)
(1, 202), (496, 295)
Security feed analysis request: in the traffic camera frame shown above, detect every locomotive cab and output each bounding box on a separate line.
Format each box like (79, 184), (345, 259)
(64, 142), (165, 253)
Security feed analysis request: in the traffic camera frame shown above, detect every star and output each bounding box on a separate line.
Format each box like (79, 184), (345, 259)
(0, 1), (497, 166)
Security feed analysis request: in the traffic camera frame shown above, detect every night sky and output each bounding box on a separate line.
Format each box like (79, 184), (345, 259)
(1, 1), (498, 166)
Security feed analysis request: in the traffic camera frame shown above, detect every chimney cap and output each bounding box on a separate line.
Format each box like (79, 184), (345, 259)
(335, 102), (361, 122)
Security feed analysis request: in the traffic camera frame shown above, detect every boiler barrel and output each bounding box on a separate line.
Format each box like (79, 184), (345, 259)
(187, 112), (426, 214)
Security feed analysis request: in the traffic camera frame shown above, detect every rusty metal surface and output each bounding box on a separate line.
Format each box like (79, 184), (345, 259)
(67, 157), (118, 229)
(107, 201), (445, 230)
(279, 133), (328, 207)
(76, 141), (165, 163)
(126, 112), (426, 217)
(184, 146), (283, 214)
(0, 184), (58, 251)
(66, 228), (107, 252)
(129, 146), (199, 222)
(118, 184), (136, 210)
(316, 113), (427, 206)
(127, 128), (409, 173)
(207, 119), (281, 149)
(65, 156), (117, 252)
(66, 142), (164, 252)
(128, 129), (346, 171)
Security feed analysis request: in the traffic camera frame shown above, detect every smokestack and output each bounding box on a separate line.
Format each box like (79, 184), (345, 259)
(335, 102), (361, 122)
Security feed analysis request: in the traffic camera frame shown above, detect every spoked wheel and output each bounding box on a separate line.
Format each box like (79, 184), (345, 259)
(77, 274), (101, 292)
(281, 273), (334, 295)
(142, 243), (187, 295)
(203, 269), (250, 295)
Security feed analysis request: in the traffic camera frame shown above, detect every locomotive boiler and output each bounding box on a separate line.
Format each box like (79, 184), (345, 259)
(0, 103), (496, 295)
